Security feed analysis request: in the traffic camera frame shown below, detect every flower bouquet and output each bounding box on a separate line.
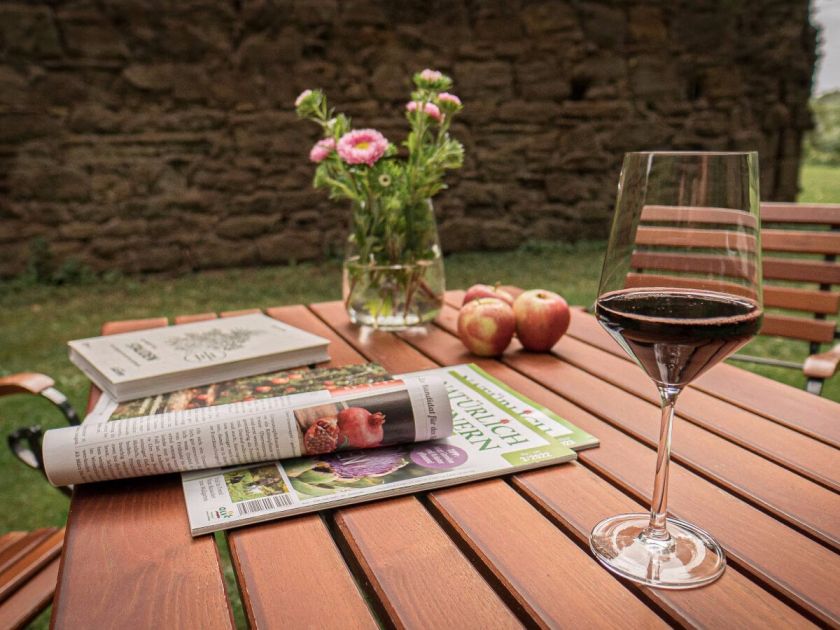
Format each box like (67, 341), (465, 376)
(295, 69), (464, 329)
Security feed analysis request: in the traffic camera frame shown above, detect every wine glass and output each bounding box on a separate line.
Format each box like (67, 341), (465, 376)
(589, 151), (762, 589)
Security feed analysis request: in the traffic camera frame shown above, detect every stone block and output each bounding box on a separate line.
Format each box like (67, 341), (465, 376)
(256, 230), (322, 263)
(0, 5), (62, 57)
(217, 216), (277, 239)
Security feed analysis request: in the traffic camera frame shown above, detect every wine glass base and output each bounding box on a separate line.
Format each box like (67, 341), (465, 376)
(589, 513), (726, 589)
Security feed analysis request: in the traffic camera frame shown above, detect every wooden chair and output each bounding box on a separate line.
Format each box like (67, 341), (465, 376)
(0, 528), (65, 630)
(0, 373), (78, 628)
(627, 202), (840, 395)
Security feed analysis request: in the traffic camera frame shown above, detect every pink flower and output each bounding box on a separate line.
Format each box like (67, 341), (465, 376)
(295, 89), (312, 107)
(336, 129), (389, 166)
(437, 92), (462, 107)
(420, 69), (443, 82)
(406, 101), (442, 121)
(309, 137), (335, 163)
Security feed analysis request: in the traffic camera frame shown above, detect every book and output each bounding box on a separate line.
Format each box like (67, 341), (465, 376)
(181, 363), (598, 535)
(67, 313), (330, 402)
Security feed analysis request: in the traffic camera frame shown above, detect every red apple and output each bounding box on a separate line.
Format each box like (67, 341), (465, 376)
(513, 289), (570, 352)
(462, 283), (514, 307)
(458, 298), (516, 356)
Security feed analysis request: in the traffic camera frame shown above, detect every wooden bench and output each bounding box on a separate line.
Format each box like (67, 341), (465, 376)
(0, 528), (65, 630)
(628, 201), (840, 394)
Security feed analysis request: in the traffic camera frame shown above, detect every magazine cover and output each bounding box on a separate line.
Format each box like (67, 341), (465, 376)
(183, 363), (598, 535)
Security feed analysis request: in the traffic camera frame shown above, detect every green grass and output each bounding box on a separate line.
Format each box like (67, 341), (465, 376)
(2, 165), (839, 627)
(798, 163), (840, 203)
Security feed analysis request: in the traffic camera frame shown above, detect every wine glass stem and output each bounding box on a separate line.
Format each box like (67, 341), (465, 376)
(646, 386), (680, 541)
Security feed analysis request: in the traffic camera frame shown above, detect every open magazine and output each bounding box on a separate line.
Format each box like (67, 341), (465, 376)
(43, 364), (451, 487)
(184, 363), (597, 535)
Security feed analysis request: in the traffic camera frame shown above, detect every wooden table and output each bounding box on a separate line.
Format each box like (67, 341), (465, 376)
(50, 291), (840, 629)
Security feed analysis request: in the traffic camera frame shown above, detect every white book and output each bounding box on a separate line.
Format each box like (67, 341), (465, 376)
(68, 313), (330, 402)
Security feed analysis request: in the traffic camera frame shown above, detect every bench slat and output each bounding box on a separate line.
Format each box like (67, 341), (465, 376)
(630, 251), (756, 280)
(0, 534), (25, 557)
(636, 226), (757, 251)
(640, 205), (757, 226)
(0, 557), (60, 630)
(764, 285), (840, 314)
(761, 313), (836, 343)
(53, 315), (234, 630)
(397, 308), (824, 627)
(624, 272), (757, 299)
(763, 229), (840, 255)
(226, 305), (377, 630)
(0, 529), (63, 604)
(761, 202), (840, 226)
(763, 256), (840, 284)
(0, 530), (54, 577)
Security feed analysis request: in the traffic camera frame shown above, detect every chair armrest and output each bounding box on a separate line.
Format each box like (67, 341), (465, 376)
(0, 372), (80, 425)
(803, 343), (840, 380)
(0, 373), (55, 396)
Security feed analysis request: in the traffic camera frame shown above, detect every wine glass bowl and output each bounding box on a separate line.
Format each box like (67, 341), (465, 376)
(589, 152), (762, 589)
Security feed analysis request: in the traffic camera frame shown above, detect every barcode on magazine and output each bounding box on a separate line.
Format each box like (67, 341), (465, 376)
(235, 494), (294, 516)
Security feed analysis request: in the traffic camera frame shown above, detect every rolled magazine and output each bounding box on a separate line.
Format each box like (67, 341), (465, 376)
(43, 371), (452, 487)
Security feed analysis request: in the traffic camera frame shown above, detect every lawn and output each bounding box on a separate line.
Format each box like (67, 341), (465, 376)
(1, 165), (838, 627)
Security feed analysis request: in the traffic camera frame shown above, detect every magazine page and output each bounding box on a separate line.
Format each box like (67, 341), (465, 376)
(183, 363), (598, 535)
(85, 363), (393, 425)
(43, 372), (452, 487)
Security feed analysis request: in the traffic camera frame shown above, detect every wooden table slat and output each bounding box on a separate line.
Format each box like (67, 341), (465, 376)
(226, 305), (378, 629)
(52, 317), (235, 630)
(513, 464), (819, 629)
(173, 313), (218, 324)
(388, 307), (840, 626)
(335, 496), (524, 629)
(552, 333), (840, 492)
(229, 515), (377, 630)
(427, 480), (669, 629)
(435, 304), (840, 548)
(563, 306), (840, 448)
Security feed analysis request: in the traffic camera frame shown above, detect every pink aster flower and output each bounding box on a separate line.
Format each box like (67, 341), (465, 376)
(295, 89), (312, 107)
(406, 101), (443, 121)
(437, 92), (462, 107)
(336, 129), (388, 166)
(420, 69), (443, 82)
(309, 137), (335, 163)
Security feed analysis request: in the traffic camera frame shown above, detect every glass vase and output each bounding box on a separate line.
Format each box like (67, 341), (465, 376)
(342, 199), (445, 330)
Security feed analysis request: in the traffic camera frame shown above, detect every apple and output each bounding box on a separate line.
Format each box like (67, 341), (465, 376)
(462, 283), (514, 307)
(457, 298), (516, 356)
(513, 289), (570, 352)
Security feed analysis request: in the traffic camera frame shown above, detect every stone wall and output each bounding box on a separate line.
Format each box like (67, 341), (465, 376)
(0, 0), (816, 276)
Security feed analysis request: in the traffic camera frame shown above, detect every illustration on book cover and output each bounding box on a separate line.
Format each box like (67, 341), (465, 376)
(166, 327), (265, 362)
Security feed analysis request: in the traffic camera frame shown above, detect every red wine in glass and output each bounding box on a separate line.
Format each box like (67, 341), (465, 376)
(596, 288), (763, 388)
